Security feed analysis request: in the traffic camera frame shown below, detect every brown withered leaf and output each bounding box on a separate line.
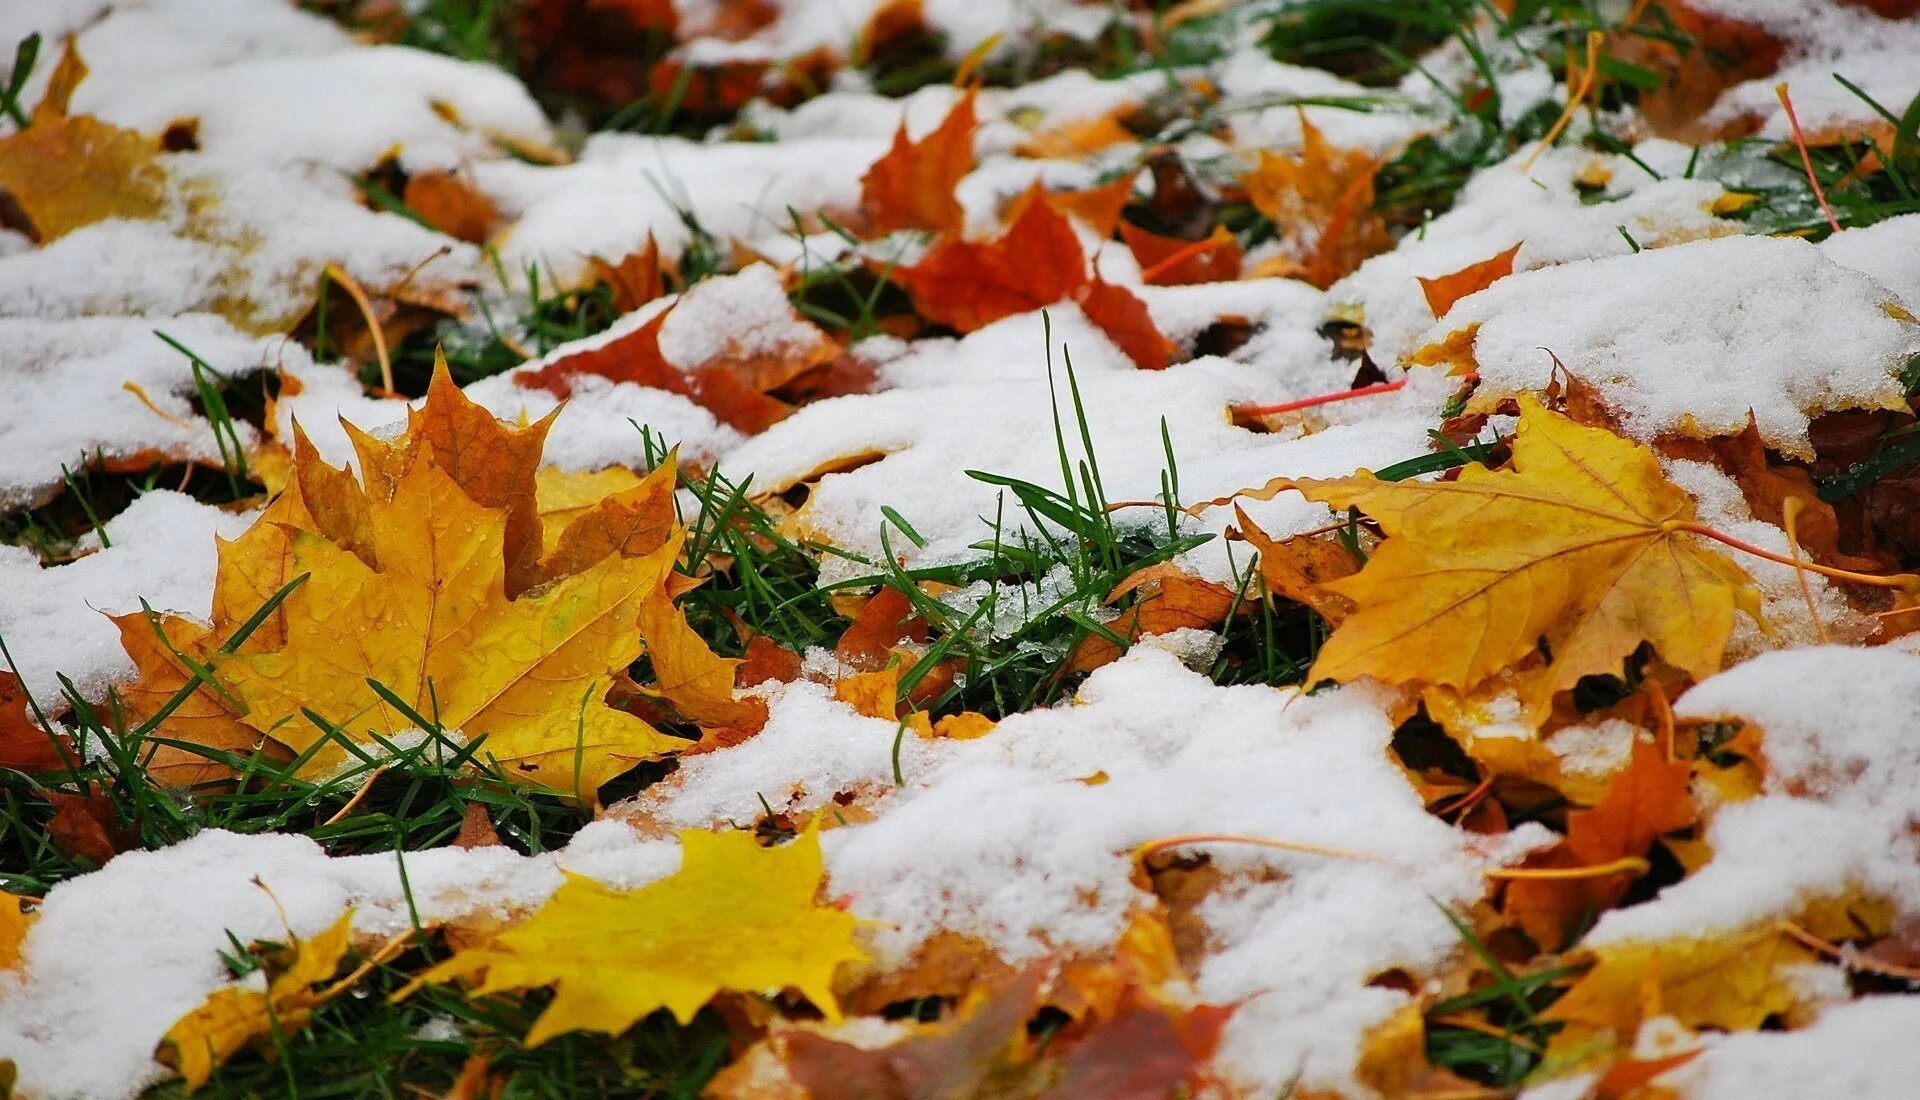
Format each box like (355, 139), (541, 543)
(403, 171), (500, 244)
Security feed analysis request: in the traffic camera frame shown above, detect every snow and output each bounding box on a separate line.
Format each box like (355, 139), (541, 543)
(0, 826), (675, 1100)
(0, 491), (255, 709)
(1658, 995), (1920, 1100)
(477, 134), (886, 287)
(1584, 647), (1920, 948)
(1426, 234), (1920, 456)
(0, 315), (295, 508)
(9, 0), (1920, 1094)
(1328, 146), (1740, 367)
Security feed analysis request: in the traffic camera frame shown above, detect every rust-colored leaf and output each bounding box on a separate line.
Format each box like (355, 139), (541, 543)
(861, 92), (977, 236)
(892, 195), (1087, 332)
(403, 171), (500, 244)
(1417, 241), (1521, 319)
(1121, 223), (1242, 286)
(1075, 275), (1176, 371)
(0, 672), (72, 774)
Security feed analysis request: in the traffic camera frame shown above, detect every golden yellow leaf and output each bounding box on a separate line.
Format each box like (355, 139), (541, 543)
(156, 911), (354, 1090)
(419, 827), (863, 1045)
(535, 466), (647, 553)
(127, 364), (687, 797)
(216, 450), (684, 794)
(107, 610), (276, 788)
(1, 893), (31, 972)
(0, 42), (168, 242)
(1284, 397), (1758, 711)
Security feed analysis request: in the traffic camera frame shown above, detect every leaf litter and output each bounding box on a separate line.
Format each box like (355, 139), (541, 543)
(5, 1), (1920, 1098)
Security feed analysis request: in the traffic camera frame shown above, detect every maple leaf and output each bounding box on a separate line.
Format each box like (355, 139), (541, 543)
(0, 672), (72, 774)
(587, 235), (668, 313)
(860, 92), (976, 236)
(1040, 174), (1137, 238)
(1417, 241), (1521, 319)
(401, 170), (500, 244)
(1243, 111), (1391, 288)
(1075, 274), (1176, 371)
(0, 892), (30, 972)
(0, 42), (167, 242)
(1036, 988), (1233, 1100)
(1504, 735), (1697, 949)
(1233, 506), (1358, 624)
(774, 966), (1047, 1100)
(1271, 397), (1759, 713)
(419, 826), (863, 1044)
(517, 285), (842, 435)
(156, 911), (355, 1090)
(892, 196), (1087, 332)
(123, 366), (694, 796)
(892, 194), (1178, 368)
(1120, 223), (1243, 286)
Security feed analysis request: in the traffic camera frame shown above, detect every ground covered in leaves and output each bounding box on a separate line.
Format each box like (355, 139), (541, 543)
(4, 0), (1920, 1097)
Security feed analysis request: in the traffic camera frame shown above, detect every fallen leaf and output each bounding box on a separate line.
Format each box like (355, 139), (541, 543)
(1120, 223), (1242, 286)
(45, 787), (126, 867)
(739, 633), (805, 688)
(779, 966), (1046, 1100)
(0, 42), (168, 242)
(1505, 735), (1697, 949)
(1015, 114), (1134, 161)
(126, 365), (688, 796)
(1035, 988), (1232, 1100)
(1233, 507), (1359, 624)
(419, 827), (863, 1044)
(837, 588), (931, 672)
(588, 235), (668, 313)
(1075, 275), (1176, 371)
(0, 672), (72, 773)
(861, 92), (977, 236)
(455, 801), (504, 849)
(1243, 111), (1391, 288)
(1107, 563), (1238, 638)
(1417, 241), (1521, 319)
(1545, 924), (1814, 1040)
(1041, 174), (1137, 238)
(892, 195), (1086, 332)
(157, 911), (356, 1090)
(1280, 397), (1759, 715)
(403, 170), (500, 244)
(0, 893), (30, 972)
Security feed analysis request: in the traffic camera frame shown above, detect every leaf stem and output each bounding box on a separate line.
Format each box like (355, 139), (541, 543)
(1775, 82), (1843, 235)
(1132, 832), (1381, 864)
(1666, 520), (1920, 590)
(1232, 377), (1407, 419)
(1484, 856), (1648, 881)
(323, 263), (395, 396)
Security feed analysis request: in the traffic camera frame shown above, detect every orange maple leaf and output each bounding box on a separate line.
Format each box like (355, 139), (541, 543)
(1244, 111), (1391, 288)
(892, 195), (1088, 332)
(861, 92), (977, 236)
(1504, 734), (1697, 949)
(893, 194), (1177, 368)
(1121, 223), (1242, 286)
(516, 298), (839, 435)
(1417, 241), (1521, 319)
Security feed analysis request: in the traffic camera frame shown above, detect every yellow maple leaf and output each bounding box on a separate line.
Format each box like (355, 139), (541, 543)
(418, 826), (863, 1045)
(121, 365), (690, 797)
(156, 911), (355, 1090)
(0, 40), (169, 242)
(1, 892), (31, 972)
(1279, 397), (1758, 713)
